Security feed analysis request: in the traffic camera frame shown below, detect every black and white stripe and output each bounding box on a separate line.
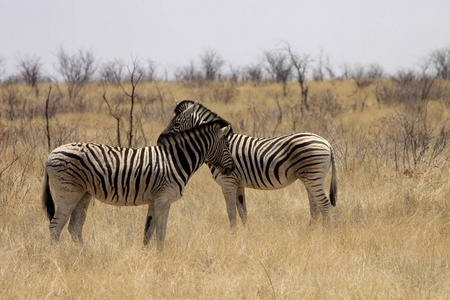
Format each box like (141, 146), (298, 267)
(42, 120), (234, 250)
(161, 101), (337, 227)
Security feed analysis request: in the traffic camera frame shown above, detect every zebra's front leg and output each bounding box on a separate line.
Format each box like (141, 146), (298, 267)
(143, 203), (155, 246)
(236, 187), (248, 227)
(155, 200), (172, 251)
(221, 185), (238, 228)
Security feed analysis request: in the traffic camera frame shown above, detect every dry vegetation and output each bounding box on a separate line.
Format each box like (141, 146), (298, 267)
(0, 78), (449, 299)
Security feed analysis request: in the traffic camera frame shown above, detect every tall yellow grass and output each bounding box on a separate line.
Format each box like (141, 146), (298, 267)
(0, 80), (448, 299)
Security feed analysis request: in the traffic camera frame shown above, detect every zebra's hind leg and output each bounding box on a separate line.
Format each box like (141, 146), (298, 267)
(143, 203), (155, 246)
(49, 191), (86, 244)
(307, 191), (320, 228)
(67, 193), (91, 245)
(314, 189), (332, 226)
(302, 179), (331, 227)
(236, 187), (248, 227)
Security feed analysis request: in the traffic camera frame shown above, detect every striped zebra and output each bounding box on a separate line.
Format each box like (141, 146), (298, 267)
(160, 100), (337, 227)
(42, 120), (234, 250)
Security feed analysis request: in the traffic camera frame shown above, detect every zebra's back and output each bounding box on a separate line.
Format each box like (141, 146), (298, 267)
(211, 132), (333, 190)
(46, 142), (170, 206)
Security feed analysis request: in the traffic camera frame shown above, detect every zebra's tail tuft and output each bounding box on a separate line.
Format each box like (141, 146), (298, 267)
(329, 147), (337, 207)
(42, 168), (55, 221)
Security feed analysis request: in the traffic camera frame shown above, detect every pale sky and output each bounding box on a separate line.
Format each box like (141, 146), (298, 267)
(1, 0), (449, 78)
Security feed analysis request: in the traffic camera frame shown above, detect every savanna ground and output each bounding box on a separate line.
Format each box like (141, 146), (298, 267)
(0, 78), (449, 299)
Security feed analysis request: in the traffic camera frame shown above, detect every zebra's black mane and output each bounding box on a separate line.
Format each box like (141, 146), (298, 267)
(175, 100), (233, 134)
(157, 119), (229, 145)
(174, 100), (198, 115)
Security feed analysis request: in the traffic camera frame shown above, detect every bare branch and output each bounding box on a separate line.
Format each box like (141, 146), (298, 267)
(56, 47), (96, 100)
(17, 54), (42, 88)
(431, 47), (450, 79)
(45, 85), (53, 151)
(263, 49), (292, 96)
(285, 43), (311, 109)
(200, 50), (224, 81)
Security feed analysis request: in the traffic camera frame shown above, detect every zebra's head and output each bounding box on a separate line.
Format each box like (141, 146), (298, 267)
(158, 119), (235, 176)
(207, 122), (235, 176)
(158, 101), (235, 175)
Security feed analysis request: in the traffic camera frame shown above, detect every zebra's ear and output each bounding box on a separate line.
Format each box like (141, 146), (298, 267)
(220, 125), (231, 137)
(189, 102), (197, 109)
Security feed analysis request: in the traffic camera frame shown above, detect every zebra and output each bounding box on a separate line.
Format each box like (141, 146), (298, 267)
(42, 120), (234, 250)
(160, 100), (337, 227)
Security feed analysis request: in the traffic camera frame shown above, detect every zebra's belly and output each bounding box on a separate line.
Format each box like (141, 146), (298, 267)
(81, 177), (156, 206)
(86, 183), (181, 207)
(241, 175), (298, 190)
(213, 168), (298, 190)
(89, 188), (152, 206)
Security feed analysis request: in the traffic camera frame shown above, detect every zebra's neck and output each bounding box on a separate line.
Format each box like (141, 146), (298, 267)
(160, 135), (207, 184)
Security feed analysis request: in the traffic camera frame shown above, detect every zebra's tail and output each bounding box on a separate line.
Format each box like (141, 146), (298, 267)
(329, 146), (337, 207)
(42, 168), (55, 221)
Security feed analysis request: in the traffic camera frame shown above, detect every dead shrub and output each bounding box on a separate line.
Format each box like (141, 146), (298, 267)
(373, 110), (449, 171)
(309, 90), (343, 117)
(375, 71), (446, 105)
(208, 80), (237, 103)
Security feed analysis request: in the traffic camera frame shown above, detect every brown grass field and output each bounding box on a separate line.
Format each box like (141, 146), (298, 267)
(0, 79), (449, 299)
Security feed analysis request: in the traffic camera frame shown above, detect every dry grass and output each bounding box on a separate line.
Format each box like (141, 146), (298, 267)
(0, 80), (449, 299)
